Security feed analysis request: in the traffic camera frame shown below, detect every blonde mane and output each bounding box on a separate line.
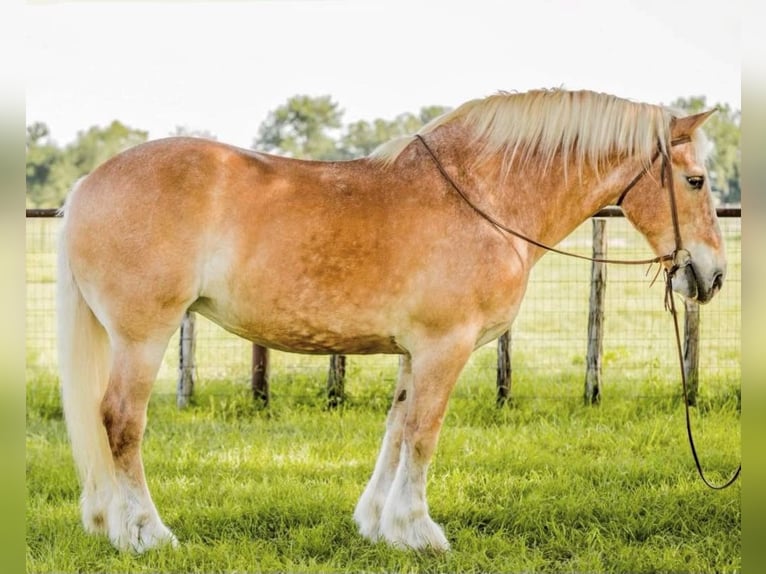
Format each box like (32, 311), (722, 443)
(372, 88), (679, 174)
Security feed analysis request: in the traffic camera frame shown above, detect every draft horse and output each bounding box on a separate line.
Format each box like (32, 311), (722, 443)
(57, 88), (725, 552)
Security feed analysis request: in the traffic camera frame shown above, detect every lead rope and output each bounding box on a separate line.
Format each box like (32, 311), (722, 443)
(663, 270), (741, 489)
(661, 153), (742, 489)
(415, 133), (741, 489)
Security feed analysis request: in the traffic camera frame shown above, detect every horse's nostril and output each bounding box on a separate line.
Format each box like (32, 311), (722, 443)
(712, 272), (724, 291)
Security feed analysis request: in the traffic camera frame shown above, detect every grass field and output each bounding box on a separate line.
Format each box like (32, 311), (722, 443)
(25, 217), (741, 572)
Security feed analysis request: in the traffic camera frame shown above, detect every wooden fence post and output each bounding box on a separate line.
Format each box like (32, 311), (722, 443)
(177, 310), (196, 408)
(496, 330), (512, 406)
(584, 219), (607, 405)
(252, 344), (270, 406)
(327, 354), (346, 408)
(683, 300), (700, 406)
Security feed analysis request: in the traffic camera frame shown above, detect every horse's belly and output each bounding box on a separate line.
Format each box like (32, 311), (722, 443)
(190, 296), (406, 355)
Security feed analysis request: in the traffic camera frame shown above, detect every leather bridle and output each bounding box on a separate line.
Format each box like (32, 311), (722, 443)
(414, 133), (690, 269)
(414, 132), (741, 490)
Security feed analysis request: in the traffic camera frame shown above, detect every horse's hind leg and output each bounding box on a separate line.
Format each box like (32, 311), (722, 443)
(354, 354), (413, 540)
(100, 334), (178, 553)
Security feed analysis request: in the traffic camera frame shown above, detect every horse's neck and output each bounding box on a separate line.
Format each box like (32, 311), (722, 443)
(415, 125), (645, 265)
(499, 158), (620, 256)
(433, 132), (635, 261)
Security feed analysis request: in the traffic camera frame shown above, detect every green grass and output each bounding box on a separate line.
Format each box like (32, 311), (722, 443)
(25, 217), (741, 572)
(26, 358), (740, 573)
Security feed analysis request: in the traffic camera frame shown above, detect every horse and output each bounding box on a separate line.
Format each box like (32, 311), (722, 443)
(57, 88), (725, 553)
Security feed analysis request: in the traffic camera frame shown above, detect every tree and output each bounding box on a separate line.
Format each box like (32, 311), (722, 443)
(67, 121), (148, 175)
(170, 126), (217, 140)
(339, 106), (451, 158)
(26, 121), (148, 208)
(26, 122), (65, 207)
(253, 95), (451, 161)
(253, 95), (344, 160)
(669, 96), (741, 205)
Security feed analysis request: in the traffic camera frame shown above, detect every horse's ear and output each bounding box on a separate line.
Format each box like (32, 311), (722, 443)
(670, 108), (717, 138)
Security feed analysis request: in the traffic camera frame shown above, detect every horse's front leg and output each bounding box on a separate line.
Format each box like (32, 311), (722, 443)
(354, 355), (412, 540)
(377, 335), (474, 551)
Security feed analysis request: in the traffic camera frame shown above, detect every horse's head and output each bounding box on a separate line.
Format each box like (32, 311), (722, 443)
(620, 110), (726, 304)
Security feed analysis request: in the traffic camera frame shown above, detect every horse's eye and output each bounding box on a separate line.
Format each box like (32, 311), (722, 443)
(686, 176), (704, 190)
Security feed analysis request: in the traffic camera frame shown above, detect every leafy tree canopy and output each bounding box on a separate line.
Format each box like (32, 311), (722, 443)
(340, 106), (451, 158)
(170, 125), (217, 140)
(26, 120), (148, 208)
(253, 95), (451, 160)
(254, 95), (344, 160)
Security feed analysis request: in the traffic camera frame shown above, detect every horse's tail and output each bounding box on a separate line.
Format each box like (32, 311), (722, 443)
(57, 183), (115, 500)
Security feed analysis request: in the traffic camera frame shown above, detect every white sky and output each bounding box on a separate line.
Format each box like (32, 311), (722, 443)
(25, 0), (741, 149)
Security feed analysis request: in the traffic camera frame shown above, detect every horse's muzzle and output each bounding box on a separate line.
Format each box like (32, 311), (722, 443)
(671, 259), (725, 304)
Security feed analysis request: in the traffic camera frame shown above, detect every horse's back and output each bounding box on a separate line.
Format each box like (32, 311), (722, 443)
(69, 137), (263, 218)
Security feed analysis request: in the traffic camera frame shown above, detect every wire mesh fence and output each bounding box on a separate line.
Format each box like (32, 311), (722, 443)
(26, 212), (740, 401)
(511, 216), (741, 396)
